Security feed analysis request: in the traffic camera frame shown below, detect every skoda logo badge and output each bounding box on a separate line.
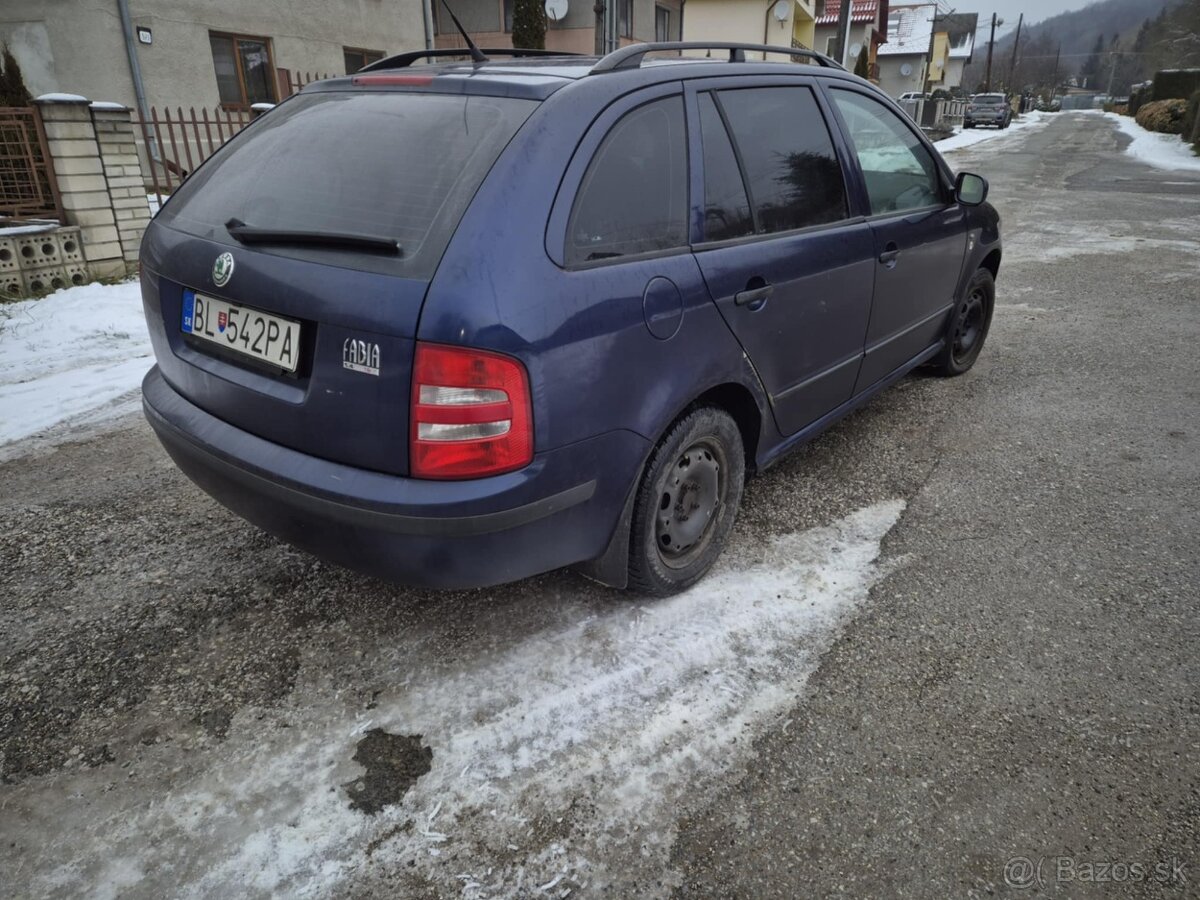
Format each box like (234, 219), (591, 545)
(212, 252), (234, 288)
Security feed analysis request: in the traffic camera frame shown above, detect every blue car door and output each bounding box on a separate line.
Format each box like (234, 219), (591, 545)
(825, 86), (968, 391)
(686, 76), (876, 437)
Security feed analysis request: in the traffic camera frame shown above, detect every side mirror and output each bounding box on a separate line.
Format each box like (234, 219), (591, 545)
(956, 172), (988, 206)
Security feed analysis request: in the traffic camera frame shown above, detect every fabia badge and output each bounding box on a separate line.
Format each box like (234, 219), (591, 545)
(343, 338), (381, 376)
(212, 252), (234, 288)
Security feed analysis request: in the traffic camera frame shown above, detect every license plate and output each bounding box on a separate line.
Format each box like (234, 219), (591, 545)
(181, 290), (300, 373)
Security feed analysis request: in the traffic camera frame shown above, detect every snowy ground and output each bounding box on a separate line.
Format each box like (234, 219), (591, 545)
(933, 110), (1054, 153)
(0, 280), (151, 457)
(3, 498), (906, 898)
(1104, 111), (1200, 172)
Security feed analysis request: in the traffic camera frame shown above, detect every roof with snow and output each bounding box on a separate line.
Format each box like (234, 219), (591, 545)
(936, 12), (978, 60)
(877, 3), (936, 56)
(815, 0), (879, 26)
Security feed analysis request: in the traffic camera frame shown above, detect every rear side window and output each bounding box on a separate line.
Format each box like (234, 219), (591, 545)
(698, 93), (754, 242)
(566, 96), (688, 265)
(830, 89), (943, 215)
(157, 92), (537, 278)
(713, 86), (847, 235)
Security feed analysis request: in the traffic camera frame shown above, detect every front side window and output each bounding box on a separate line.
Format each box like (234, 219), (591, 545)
(831, 89), (943, 214)
(714, 86), (848, 235)
(209, 32), (277, 108)
(343, 48), (384, 74)
(567, 96), (688, 264)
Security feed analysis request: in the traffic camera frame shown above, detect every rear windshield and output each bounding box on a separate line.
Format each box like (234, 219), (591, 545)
(973, 95), (1005, 105)
(157, 91), (537, 278)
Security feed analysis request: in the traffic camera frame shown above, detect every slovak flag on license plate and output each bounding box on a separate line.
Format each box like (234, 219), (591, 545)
(218, 311), (227, 332)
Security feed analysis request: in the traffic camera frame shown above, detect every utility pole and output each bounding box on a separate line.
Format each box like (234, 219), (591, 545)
(594, 0), (605, 55)
(1049, 42), (1061, 101)
(834, 0), (853, 68)
(1006, 12), (1023, 93)
(984, 13), (998, 92)
(1106, 47), (1119, 98)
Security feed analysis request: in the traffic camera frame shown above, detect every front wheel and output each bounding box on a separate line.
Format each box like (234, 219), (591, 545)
(627, 407), (745, 596)
(930, 268), (995, 377)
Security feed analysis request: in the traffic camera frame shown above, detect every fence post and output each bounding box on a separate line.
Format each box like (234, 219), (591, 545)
(89, 103), (153, 269)
(33, 94), (127, 279)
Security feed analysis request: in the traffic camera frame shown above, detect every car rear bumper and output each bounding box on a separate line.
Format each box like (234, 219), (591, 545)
(142, 366), (649, 589)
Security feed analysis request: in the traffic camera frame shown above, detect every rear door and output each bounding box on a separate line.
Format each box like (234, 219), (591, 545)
(825, 87), (967, 391)
(143, 89), (537, 475)
(687, 78), (876, 437)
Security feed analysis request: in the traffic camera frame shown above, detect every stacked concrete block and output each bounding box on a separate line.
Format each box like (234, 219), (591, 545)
(0, 226), (89, 297)
(91, 104), (153, 267)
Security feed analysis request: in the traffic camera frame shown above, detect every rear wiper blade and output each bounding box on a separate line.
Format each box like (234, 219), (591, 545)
(224, 218), (401, 255)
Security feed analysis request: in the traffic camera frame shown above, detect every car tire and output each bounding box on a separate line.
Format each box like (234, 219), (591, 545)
(930, 268), (995, 377)
(627, 406), (745, 596)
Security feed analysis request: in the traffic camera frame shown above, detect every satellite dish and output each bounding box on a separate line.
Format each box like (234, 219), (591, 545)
(900, 63), (913, 76)
(771, 0), (790, 22)
(545, 0), (568, 21)
(849, 42), (862, 59)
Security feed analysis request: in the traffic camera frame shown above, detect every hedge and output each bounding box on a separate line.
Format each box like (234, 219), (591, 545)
(1135, 99), (1188, 134)
(1153, 69), (1200, 102)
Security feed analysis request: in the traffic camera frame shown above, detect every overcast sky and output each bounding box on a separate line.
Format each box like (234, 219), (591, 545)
(957, 0), (1088, 32)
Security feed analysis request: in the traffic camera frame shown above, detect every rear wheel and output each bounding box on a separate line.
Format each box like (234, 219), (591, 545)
(627, 407), (745, 596)
(930, 268), (995, 377)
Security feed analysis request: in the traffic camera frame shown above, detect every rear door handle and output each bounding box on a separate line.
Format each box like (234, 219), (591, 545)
(735, 283), (774, 306)
(878, 242), (900, 266)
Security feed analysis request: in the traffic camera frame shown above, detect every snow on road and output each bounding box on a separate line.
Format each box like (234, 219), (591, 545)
(0, 280), (151, 454)
(1105, 111), (1200, 173)
(935, 110), (1053, 154)
(9, 500), (905, 899)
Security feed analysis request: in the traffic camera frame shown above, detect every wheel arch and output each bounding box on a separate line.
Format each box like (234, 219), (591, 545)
(980, 248), (1002, 280)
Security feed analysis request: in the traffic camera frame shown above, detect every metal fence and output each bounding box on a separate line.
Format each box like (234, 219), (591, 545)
(0, 106), (63, 221)
(133, 106), (254, 206)
(898, 98), (969, 129)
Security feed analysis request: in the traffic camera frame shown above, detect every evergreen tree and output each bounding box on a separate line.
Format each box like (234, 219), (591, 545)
(854, 47), (870, 79)
(1078, 33), (1105, 88)
(512, 0), (547, 50)
(0, 45), (33, 106)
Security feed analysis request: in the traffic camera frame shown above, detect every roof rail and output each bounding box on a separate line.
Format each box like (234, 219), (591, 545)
(360, 48), (584, 72)
(589, 41), (844, 74)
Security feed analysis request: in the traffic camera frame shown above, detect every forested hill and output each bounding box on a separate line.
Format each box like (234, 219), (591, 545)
(961, 0), (1198, 95)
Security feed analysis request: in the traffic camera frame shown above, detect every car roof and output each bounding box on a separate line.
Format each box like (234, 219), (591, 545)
(306, 48), (864, 102)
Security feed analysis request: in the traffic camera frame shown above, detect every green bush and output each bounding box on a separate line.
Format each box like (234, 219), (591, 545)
(1152, 68), (1200, 102)
(511, 0), (546, 50)
(1135, 98), (1188, 134)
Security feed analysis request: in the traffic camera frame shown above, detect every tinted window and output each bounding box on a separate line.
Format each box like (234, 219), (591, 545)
(698, 93), (753, 242)
(567, 96), (688, 264)
(831, 90), (943, 215)
(158, 92), (536, 278)
(715, 87), (847, 235)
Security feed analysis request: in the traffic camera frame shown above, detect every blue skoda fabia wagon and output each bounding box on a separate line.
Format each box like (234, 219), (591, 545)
(140, 41), (1000, 595)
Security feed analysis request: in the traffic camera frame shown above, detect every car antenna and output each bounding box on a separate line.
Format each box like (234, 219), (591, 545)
(440, 0), (489, 64)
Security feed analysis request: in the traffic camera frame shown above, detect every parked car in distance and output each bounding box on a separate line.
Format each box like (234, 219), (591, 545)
(964, 93), (1012, 128)
(140, 41), (1001, 596)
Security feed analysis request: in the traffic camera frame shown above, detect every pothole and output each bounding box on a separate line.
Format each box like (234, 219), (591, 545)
(344, 728), (433, 815)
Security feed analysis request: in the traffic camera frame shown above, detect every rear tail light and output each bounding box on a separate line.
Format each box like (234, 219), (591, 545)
(411, 342), (533, 479)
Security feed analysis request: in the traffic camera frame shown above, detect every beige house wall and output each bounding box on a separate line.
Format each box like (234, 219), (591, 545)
(0, 0), (427, 112)
(683, 0), (817, 61)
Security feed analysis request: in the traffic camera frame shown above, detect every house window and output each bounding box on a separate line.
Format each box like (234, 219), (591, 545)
(620, 0), (633, 38)
(825, 35), (838, 57)
(210, 32), (277, 108)
(505, 0), (514, 31)
(344, 48), (384, 74)
(655, 5), (671, 41)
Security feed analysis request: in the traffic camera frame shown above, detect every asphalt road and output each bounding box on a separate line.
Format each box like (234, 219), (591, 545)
(1, 112), (1197, 898)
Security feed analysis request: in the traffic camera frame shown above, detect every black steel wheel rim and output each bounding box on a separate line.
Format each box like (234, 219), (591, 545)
(952, 287), (986, 364)
(655, 438), (727, 570)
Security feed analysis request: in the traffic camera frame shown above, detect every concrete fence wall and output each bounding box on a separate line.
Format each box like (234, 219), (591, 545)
(34, 95), (153, 279)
